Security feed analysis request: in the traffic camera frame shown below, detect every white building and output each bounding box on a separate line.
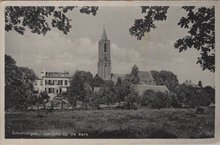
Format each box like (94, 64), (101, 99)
(33, 71), (71, 99)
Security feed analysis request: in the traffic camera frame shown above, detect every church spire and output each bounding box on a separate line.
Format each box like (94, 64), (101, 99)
(101, 28), (108, 40)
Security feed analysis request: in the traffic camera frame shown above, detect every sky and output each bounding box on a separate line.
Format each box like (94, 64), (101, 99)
(5, 6), (215, 87)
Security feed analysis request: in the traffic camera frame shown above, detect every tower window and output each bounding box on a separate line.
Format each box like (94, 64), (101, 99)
(104, 43), (107, 52)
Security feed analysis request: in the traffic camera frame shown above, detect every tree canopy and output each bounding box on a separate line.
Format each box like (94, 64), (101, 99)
(67, 70), (94, 107)
(5, 55), (37, 111)
(151, 70), (179, 92)
(130, 6), (215, 72)
(5, 6), (98, 35)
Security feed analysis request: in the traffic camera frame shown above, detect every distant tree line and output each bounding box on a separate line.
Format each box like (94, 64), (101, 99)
(5, 55), (215, 111)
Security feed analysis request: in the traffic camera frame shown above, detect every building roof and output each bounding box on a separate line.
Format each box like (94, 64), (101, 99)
(133, 84), (169, 96)
(111, 71), (155, 83)
(138, 71), (154, 81)
(111, 73), (132, 83)
(101, 28), (108, 40)
(42, 72), (71, 78)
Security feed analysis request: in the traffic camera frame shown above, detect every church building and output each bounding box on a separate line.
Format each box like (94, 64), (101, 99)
(97, 28), (169, 95)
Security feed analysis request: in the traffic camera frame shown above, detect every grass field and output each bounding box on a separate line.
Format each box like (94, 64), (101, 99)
(5, 107), (215, 138)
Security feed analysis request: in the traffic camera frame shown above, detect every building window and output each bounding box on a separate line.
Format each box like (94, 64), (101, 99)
(48, 88), (54, 93)
(65, 80), (67, 85)
(55, 80), (58, 85)
(40, 80), (43, 86)
(45, 80), (48, 85)
(58, 80), (63, 85)
(48, 80), (52, 85)
(104, 43), (107, 52)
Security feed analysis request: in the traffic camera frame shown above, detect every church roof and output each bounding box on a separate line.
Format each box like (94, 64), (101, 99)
(138, 71), (154, 81)
(101, 28), (108, 40)
(111, 73), (132, 83)
(133, 85), (169, 96)
(111, 71), (155, 83)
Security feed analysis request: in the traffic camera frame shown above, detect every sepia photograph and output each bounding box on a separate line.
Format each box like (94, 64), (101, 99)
(1, 1), (218, 142)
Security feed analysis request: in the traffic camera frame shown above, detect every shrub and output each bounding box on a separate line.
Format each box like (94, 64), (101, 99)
(142, 90), (172, 109)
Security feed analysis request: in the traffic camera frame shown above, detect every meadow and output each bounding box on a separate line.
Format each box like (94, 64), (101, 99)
(5, 107), (215, 138)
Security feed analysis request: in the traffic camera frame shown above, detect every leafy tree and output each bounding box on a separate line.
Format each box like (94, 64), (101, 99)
(131, 64), (140, 84)
(5, 55), (21, 110)
(130, 6), (215, 72)
(141, 89), (171, 109)
(195, 88), (211, 107)
(101, 80), (116, 107)
(37, 91), (50, 109)
(141, 89), (155, 106)
(151, 70), (179, 92)
(89, 92), (101, 109)
(67, 70), (94, 107)
(171, 93), (182, 108)
(18, 67), (37, 109)
(115, 77), (122, 86)
(129, 6), (169, 40)
(192, 86), (214, 107)
(5, 6), (98, 35)
(203, 86), (215, 103)
(174, 83), (201, 108)
(115, 79), (130, 105)
(151, 92), (172, 109)
(174, 7), (215, 72)
(92, 74), (105, 87)
(18, 67), (38, 81)
(5, 55), (38, 111)
(131, 64), (139, 77)
(124, 88), (139, 109)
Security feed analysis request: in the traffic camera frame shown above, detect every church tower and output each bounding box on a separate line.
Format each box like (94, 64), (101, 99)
(98, 28), (111, 80)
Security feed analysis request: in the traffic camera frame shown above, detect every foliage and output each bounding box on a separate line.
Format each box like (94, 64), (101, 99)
(131, 64), (139, 77)
(141, 90), (171, 109)
(174, 84), (198, 108)
(124, 88), (139, 109)
(129, 6), (169, 40)
(37, 91), (50, 108)
(88, 92), (101, 109)
(99, 80), (116, 107)
(195, 89), (211, 107)
(141, 90), (155, 106)
(130, 64), (140, 84)
(130, 6), (215, 72)
(151, 70), (179, 92)
(67, 71), (94, 107)
(174, 83), (214, 108)
(171, 93), (183, 108)
(5, 55), (37, 111)
(5, 6), (99, 35)
(151, 92), (172, 109)
(174, 6), (215, 72)
(92, 74), (105, 87)
(203, 86), (215, 103)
